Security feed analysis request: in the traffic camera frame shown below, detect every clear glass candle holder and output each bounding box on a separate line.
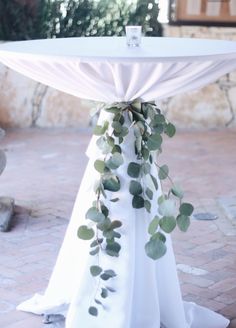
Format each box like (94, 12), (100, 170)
(125, 26), (142, 47)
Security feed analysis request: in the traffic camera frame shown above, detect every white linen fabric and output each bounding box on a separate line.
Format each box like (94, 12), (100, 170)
(0, 37), (236, 102)
(0, 37), (234, 328)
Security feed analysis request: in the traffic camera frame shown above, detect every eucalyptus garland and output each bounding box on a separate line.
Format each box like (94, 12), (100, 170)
(77, 100), (194, 316)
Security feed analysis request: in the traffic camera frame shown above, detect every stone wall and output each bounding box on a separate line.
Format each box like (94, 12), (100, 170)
(0, 64), (91, 128)
(162, 25), (236, 129)
(0, 24), (236, 129)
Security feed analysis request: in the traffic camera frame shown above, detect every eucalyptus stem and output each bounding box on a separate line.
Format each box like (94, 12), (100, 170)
(77, 100), (194, 317)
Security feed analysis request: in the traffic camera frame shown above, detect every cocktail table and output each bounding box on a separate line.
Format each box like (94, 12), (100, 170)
(1, 37), (236, 328)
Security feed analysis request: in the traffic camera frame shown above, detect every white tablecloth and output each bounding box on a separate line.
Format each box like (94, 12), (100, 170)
(1, 37), (236, 102)
(0, 37), (235, 328)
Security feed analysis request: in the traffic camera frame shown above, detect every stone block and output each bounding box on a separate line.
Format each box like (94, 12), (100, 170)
(36, 89), (92, 128)
(0, 64), (35, 127)
(165, 84), (231, 128)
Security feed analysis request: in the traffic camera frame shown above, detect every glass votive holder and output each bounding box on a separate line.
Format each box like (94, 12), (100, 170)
(125, 26), (142, 47)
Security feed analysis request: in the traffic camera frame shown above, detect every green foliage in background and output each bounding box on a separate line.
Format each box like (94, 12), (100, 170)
(0, 0), (162, 41)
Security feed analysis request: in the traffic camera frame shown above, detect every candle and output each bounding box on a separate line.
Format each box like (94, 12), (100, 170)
(125, 26), (142, 47)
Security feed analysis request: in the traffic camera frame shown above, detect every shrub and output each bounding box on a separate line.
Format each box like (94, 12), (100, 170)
(0, 0), (162, 40)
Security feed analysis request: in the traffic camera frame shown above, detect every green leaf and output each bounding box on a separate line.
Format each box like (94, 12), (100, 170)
(96, 136), (112, 154)
(147, 106), (156, 120)
(135, 136), (142, 155)
(112, 121), (122, 133)
(110, 220), (122, 229)
(106, 242), (121, 257)
(94, 159), (105, 173)
(90, 265), (102, 277)
(132, 195), (144, 208)
(104, 106), (121, 114)
(103, 269), (116, 278)
(131, 100), (142, 112)
(146, 188), (153, 200)
(144, 199), (151, 213)
(101, 204), (109, 217)
(149, 154), (153, 164)
(153, 114), (165, 124)
(118, 137), (123, 144)
(110, 197), (119, 202)
(152, 124), (164, 134)
(102, 175), (120, 192)
(151, 231), (166, 243)
(107, 136), (115, 147)
(77, 225), (95, 240)
(165, 123), (176, 138)
(134, 123), (142, 138)
(179, 203), (194, 216)
(127, 162), (141, 178)
(145, 237), (167, 260)
(129, 180), (142, 195)
(93, 121), (109, 136)
(115, 113), (125, 125)
(158, 195), (165, 205)
(90, 246), (100, 256)
(120, 126), (129, 137)
(177, 214), (190, 232)
(159, 199), (176, 217)
(106, 152), (124, 170)
(113, 231), (121, 239)
(142, 103), (148, 119)
(103, 230), (116, 239)
(93, 126), (104, 136)
(171, 185), (184, 199)
(90, 238), (103, 248)
(86, 207), (105, 223)
(150, 174), (158, 190)
(101, 288), (108, 298)
(112, 145), (122, 154)
(159, 216), (176, 233)
(95, 299), (102, 305)
(141, 162), (151, 175)
(141, 147), (149, 161)
(106, 286), (116, 292)
(148, 216), (159, 235)
(88, 306), (98, 316)
(97, 218), (111, 231)
(158, 164), (169, 180)
(137, 121), (145, 133)
(147, 133), (162, 151)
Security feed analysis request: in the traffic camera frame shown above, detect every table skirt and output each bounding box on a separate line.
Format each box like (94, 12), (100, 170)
(17, 111), (229, 328)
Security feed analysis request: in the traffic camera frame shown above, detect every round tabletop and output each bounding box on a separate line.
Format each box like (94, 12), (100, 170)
(0, 37), (236, 102)
(0, 37), (236, 62)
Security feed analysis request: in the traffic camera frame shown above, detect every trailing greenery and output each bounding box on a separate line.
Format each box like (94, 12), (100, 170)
(0, 0), (162, 41)
(77, 100), (194, 316)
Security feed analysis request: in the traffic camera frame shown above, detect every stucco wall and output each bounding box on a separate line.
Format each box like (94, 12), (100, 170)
(0, 24), (236, 129)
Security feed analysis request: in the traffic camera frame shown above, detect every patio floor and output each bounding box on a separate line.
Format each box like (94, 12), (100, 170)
(0, 127), (236, 328)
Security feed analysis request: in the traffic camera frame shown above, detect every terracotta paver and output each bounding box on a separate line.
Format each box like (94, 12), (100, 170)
(0, 128), (236, 327)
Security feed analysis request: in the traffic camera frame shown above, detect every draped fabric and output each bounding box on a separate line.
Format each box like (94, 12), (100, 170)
(0, 37), (235, 328)
(0, 37), (236, 103)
